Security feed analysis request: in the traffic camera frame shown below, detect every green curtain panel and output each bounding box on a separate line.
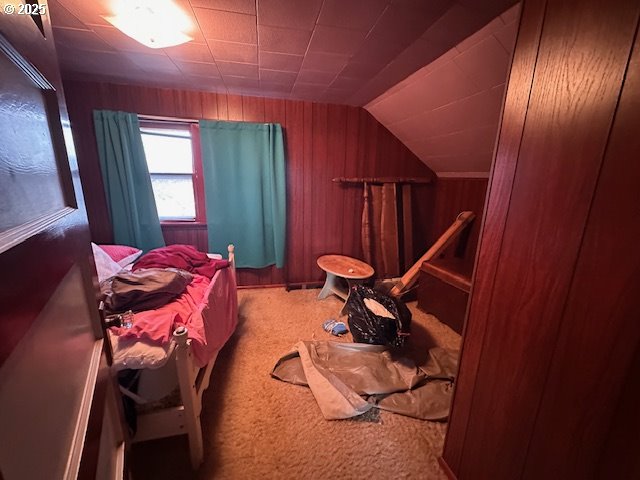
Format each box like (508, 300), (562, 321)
(93, 110), (165, 252)
(199, 120), (286, 268)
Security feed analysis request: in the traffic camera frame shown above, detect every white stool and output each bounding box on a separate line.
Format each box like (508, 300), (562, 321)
(317, 254), (375, 315)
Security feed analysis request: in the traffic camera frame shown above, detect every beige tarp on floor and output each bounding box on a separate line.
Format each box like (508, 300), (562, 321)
(271, 341), (458, 421)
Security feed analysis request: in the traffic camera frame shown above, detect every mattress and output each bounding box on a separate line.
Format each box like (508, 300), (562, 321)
(108, 253), (237, 371)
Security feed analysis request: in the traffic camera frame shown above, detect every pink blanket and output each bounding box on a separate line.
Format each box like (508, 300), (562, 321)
(185, 267), (238, 367)
(113, 267), (238, 367)
(133, 244), (229, 278)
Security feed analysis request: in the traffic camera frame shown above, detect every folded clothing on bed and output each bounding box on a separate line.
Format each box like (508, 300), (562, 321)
(133, 244), (229, 278)
(102, 268), (193, 314)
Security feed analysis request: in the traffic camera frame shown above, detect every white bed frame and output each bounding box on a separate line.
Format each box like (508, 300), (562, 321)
(125, 245), (236, 469)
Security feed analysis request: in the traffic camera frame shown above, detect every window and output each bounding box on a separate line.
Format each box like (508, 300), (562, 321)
(140, 121), (206, 223)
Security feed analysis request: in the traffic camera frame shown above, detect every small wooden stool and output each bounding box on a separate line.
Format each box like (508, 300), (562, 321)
(317, 254), (375, 315)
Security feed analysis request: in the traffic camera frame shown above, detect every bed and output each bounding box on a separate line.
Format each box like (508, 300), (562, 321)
(93, 243), (238, 468)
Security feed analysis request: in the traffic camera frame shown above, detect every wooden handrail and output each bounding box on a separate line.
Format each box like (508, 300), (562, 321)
(390, 211), (476, 297)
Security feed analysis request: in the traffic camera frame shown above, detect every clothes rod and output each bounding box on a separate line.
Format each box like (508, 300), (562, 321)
(332, 177), (432, 184)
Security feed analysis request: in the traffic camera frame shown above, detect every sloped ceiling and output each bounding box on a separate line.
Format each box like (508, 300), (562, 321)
(48, 0), (517, 105)
(366, 4), (520, 174)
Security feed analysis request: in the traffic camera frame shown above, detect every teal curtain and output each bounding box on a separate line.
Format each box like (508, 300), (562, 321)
(93, 110), (165, 251)
(199, 120), (286, 268)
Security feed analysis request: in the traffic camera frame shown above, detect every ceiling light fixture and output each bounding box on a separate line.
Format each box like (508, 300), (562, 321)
(104, 0), (194, 49)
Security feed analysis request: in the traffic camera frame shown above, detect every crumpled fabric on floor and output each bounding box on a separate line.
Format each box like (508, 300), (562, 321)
(271, 341), (458, 421)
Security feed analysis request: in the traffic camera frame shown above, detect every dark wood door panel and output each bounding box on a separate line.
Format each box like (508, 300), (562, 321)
(459, 0), (640, 476)
(598, 344), (640, 479)
(0, 5), (97, 367)
(0, 216), (96, 365)
(522, 27), (640, 479)
(0, 42), (67, 233)
(0, 265), (101, 479)
(445, 0), (640, 478)
(0, 6), (112, 478)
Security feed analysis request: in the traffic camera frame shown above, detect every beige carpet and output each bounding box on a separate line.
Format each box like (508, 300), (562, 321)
(130, 288), (461, 479)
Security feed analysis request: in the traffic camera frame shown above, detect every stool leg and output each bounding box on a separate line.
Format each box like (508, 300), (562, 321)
(318, 272), (337, 300)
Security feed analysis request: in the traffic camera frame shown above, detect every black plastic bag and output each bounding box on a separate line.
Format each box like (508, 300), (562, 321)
(346, 285), (411, 348)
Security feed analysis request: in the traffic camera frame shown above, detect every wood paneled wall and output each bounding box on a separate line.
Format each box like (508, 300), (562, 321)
(161, 224), (208, 252)
(63, 80), (435, 286)
(427, 177), (488, 268)
(443, 0), (640, 478)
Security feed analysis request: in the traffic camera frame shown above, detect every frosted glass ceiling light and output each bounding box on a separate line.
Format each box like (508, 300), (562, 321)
(104, 0), (193, 49)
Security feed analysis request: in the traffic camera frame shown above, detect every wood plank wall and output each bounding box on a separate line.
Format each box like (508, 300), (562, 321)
(442, 0), (640, 478)
(62, 80), (435, 287)
(427, 177), (488, 269)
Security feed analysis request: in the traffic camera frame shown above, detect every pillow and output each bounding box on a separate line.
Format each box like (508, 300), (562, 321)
(91, 243), (123, 283)
(108, 330), (173, 371)
(99, 244), (143, 267)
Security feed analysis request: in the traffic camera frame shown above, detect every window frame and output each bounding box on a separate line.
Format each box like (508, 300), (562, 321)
(139, 119), (207, 225)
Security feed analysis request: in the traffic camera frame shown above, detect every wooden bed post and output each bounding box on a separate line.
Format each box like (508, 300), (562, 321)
(174, 326), (204, 469)
(228, 244), (235, 269)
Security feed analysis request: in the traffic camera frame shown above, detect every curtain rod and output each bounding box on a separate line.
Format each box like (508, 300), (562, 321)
(138, 114), (199, 124)
(138, 114), (264, 126)
(333, 177), (432, 184)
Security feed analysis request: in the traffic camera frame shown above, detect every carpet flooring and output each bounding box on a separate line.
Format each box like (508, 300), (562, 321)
(130, 288), (461, 479)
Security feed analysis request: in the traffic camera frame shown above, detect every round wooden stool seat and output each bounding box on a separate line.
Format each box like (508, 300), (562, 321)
(316, 254), (374, 315)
